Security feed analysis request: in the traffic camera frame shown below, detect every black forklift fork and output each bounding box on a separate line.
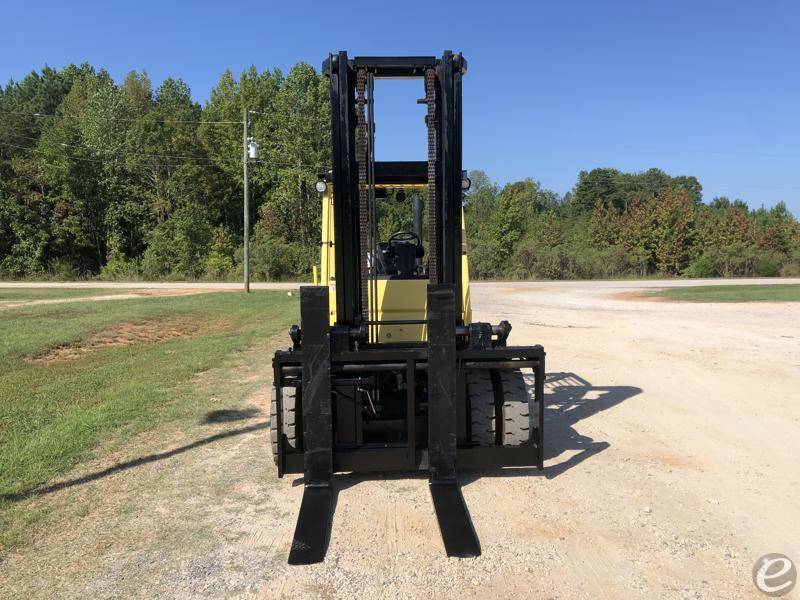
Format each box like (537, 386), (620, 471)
(288, 285), (480, 564)
(426, 284), (480, 557)
(288, 287), (333, 565)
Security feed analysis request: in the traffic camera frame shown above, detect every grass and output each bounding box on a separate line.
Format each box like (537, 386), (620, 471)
(652, 283), (800, 303)
(0, 291), (298, 550)
(0, 287), (138, 301)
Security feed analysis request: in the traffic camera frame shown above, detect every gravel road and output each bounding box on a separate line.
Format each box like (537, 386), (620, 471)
(0, 277), (797, 290)
(1, 279), (799, 598)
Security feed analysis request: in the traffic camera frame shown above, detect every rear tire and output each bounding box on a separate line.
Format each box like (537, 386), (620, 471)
(270, 385), (298, 465)
(467, 369), (531, 446)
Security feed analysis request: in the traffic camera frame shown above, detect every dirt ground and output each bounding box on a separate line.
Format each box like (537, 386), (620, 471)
(0, 288), (226, 310)
(1, 279), (799, 599)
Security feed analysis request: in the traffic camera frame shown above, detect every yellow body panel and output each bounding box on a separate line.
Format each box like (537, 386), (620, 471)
(319, 189), (471, 342)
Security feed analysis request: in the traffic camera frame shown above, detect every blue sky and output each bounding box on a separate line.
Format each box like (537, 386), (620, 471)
(2, 0), (799, 214)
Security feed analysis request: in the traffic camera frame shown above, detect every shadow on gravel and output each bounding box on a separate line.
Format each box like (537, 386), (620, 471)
(2, 419), (268, 503)
(289, 371), (640, 491)
(535, 371), (641, 479)
(282, 372), (640, 559)
(458, 371), (640, 484)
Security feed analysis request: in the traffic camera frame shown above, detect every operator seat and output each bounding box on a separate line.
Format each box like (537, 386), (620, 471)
(376, 241), (425, 279)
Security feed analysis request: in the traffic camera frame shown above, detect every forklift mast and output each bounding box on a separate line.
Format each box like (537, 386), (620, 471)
(324, 51), (466, 331)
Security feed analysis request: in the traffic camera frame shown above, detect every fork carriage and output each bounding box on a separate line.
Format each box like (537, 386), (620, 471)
(272, 325), (545, 477)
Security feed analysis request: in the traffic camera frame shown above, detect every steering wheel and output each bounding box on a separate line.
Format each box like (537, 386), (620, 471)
(387, 231), (421, 247)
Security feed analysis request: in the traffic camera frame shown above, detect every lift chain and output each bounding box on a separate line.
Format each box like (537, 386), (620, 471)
(356, 69), (369, 319)
(425, 68), (437, 282)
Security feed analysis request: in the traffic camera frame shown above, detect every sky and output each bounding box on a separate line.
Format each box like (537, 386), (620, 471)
(2, 0), (799, 215)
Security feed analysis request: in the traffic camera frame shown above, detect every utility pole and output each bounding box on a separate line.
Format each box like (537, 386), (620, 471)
(242, 107), (250, 293)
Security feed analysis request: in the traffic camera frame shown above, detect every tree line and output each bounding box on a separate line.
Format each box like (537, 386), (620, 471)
(465, 168), (799, 279)
(0, 62), (328, 281)
(1, 63), (798, 281)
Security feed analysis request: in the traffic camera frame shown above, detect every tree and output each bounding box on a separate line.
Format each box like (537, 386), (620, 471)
(464, 170), (498, 212)
(569, 167), (702, 214)
(257, 63), (330, 248)
(618, 189), (695, 275)
(571, 168), (621, 212)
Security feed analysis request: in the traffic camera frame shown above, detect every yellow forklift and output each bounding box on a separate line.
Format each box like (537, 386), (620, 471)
(271, 52), (545, 564)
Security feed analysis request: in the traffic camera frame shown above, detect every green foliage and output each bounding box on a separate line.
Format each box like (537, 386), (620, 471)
(1, 64), (798, 282)
(780, 249), (800, 277)
(98, 256), (141, 281)
(1, 62), (329, 282)
(203, 226), (237, 280)
(683, 246), (784, 278)
(510, 242), (648, 280)
(140, 208), (214, 279)
(248, 234), (315, 281)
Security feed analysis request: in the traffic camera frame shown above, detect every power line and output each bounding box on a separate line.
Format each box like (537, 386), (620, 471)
(605, 142), (800, 161)
(0, 109), (241, 125)
(705, 183), (800, 192)
(0, 140), (255, 170)
(3, 131), (235, 163)
(530, 138), (800, 160)
(1, 141), (110, 165)
(2, 129), (330, 169)
(0, 139), (329, 171)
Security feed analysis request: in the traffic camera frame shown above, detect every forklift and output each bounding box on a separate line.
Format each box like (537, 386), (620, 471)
(271, 51), (546, 565)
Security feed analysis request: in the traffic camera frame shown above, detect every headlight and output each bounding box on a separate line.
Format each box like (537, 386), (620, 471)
(315, 180), (327, 193)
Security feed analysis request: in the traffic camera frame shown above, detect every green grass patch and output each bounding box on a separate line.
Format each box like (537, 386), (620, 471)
(652, 283), (800, 302)
(0, 291), (297, 549)
(0, 287), (139, 301)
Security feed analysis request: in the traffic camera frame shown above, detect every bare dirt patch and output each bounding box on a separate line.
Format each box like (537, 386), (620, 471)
(610, 290), (667, 302)
(29, 316), (229, 363)
(492, 285), (545, 295)
(0, 288), (222, 310)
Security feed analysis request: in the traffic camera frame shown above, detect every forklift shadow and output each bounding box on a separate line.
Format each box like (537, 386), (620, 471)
(540, 371), (639, 478)
(465, 371), (641, 483)
(289, 372), (641, 494)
